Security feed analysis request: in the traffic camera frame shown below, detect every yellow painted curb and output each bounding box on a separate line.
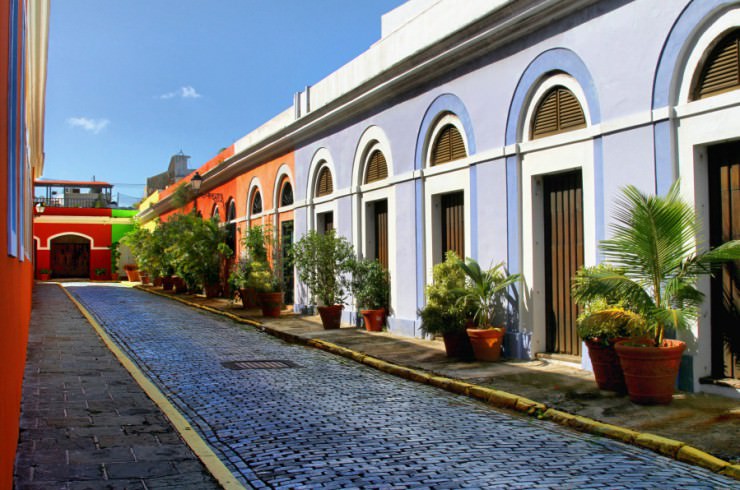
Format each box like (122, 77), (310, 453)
(132, 283), (740, 483)
(59, 285), (246, 490)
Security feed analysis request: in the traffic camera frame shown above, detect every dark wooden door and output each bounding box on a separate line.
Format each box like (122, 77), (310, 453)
(440, 191), (464, 262)
(51, 242), (90, 278)
(281, 220), (295, 304)
(372, 200), (388, 269)
(544, 170), (583, 356)
(708, 142), (740, 380)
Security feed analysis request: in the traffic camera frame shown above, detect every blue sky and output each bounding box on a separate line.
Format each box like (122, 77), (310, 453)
(43, 0), (404, 205)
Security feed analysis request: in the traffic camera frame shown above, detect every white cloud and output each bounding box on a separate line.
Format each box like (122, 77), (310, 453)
(160, 85), (202, 99)
(66, 117), (109, 134)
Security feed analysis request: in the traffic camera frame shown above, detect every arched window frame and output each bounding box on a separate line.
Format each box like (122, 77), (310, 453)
(247, 179), (265, 221)
(522, 73), (591, 143)
(424, 113), (470, 168)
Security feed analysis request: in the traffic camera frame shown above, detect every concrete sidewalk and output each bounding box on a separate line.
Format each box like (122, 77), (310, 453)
(14, 283), (222, 489)
(137, 284), (740, 477)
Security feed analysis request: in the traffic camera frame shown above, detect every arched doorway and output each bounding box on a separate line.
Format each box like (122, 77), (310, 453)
(50, 234), (91, 278)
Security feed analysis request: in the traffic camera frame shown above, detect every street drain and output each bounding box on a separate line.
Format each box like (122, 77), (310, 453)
(222, 360), (298, 370)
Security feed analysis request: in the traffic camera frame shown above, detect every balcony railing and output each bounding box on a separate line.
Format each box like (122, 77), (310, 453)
(34, 196), (112, 208)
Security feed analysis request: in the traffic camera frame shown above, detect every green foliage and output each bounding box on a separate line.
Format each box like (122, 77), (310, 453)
(95, 268), (107, 276)
(110, 242), (120, 276)
(164, 212), (233, 291)
(418, 251), (473, 336)
(242, 225), (272, 262)
(457, 257), (520, 329)
(228, 258), (252, 291)
(171, 184), (191, 209)
(291, 230), (355, 305)
(39, 268), (51, 274)
(572, 182), (740, 346)
(347, 258), (390, 310)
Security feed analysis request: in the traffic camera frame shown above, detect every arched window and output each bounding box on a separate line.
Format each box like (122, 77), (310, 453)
(280, 178), (294, 206)
(251, 190), (263, 215)
(316, 166), (333, 197)
(692, 29), (740, 100)
(531, 86), (586, 139)
(431, 125), (466, 166)
(364, 149), (388, 184)
(226, 199), (236, 222)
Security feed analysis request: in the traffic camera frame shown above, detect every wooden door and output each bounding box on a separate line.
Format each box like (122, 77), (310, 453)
(544, 170), (584, 356)
(708, 142), (740, 379)
(281, 220), (295, 304)
(51, 241), (90, 278)
(440, 191), (464, 262)
(372, 200), (388, 269)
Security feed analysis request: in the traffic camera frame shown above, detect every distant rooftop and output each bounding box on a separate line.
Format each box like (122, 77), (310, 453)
(34, 179), (112, 188)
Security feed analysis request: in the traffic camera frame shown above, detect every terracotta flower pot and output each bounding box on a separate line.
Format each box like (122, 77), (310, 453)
(38, 273), (50, 281)
(467, 327), (506, 362)
(317, 305), (344, 330)
(125, 269), (140, 282)
(584, 338), (627, 393)
(442, 330), (475, 360)
(139, 273), (150, 285)
(239, 287), (258, 309)
(615, 338), (686, 405)
(204, 283), (220, 298)
(259, 292), (284, 317)
(361, 309), (385, 332)
(161, 276), (174, 291)
(173, 277), (187, 294)
(153, 276), (163, 287)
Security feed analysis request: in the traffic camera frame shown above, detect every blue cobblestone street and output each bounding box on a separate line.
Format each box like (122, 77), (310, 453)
(68, 284), (735, 489)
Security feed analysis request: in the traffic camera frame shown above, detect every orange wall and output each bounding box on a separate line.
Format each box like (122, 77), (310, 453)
(160, 150), (295, 260)
(0, 0), (34, 486)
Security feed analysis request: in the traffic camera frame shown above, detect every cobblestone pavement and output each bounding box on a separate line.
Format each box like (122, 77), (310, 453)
(14, 283), (220, 489)
(68, 284), (736, 489)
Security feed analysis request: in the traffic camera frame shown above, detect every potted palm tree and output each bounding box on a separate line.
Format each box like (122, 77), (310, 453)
(418, 251), (475, 359)
(458, 258), (520, 362)
(291, 230), (354, 329)
(347, 258), (390, 332)
(572, 183), (740, 404)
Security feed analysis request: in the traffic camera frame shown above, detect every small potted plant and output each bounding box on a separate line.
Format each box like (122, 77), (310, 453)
(38, 268), (52, 281)
(348, 258), (390, 332)
(572, 183), (740, 404)
(94, 267), (107, 280)
(458, 257), (520, 362)
(229, 258), (256, 308)
(250, 261), (284, 318)
(291, 230), (355, 329)
(418, 251), (475, 359)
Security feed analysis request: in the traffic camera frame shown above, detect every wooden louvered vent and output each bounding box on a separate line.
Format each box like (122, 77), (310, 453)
(365, 150), (388, 184)
(431, 125), (466, 166)
(693, 30), (740, 100)
(531, 86), (586, 139)
(316, 167), (333, 197)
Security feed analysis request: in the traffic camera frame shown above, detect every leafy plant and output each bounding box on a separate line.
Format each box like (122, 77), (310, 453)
(571, 182), (740, 347)
(228, 258), (252, 291)
(39, 268), (51, 274)
(457, 258), (520, 329)
(95, 268), (107, 276)
(418, 251), (474, 336)
(242, 225), (272, 263)
(347, 258), (390, 310)
(291, 230), (354, 305)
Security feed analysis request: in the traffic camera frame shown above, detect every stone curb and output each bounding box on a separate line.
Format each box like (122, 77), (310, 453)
(133, 285), (739, 482)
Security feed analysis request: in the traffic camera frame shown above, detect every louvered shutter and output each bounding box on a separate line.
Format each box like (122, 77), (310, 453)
(316, 167), (333, 197)
(431, 125), (467, 166)
(694, 30), (740, 100)
(365, 150), (388, 183)
(531, 87), (586, 139)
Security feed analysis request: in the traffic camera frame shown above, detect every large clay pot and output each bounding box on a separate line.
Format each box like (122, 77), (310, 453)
(38, 273), (50, 281)
(153, 276), (163, 287)
(125, 269), (140, 282)
(361, 309), (385, 332)
(239, 287), (258, 309)
(615, 338), (686, 405)
(467, 327), (506, 362)
(173, 277), (187, 294)
(204, 283), (220, 298)
(259, 292), (284, 317)
(161, 276), (174, 291)
(442, 330), (475, 360)
(317, 305), (344, 330)
(139, 273), (151, 285)
(584, 338), (626, 393)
